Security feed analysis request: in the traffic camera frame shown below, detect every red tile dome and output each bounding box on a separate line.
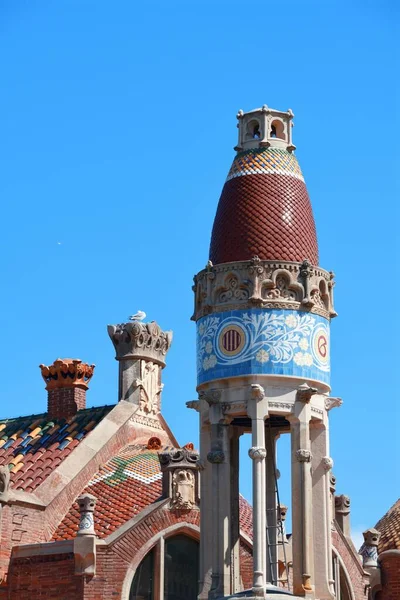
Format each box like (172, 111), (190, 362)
(209, 147), (319, 265)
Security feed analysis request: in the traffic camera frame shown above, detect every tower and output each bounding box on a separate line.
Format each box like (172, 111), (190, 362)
(189, 106), (338, 600)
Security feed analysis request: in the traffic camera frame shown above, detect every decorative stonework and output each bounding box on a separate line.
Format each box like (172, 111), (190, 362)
(296, 382), (318, 403)
(207, 450), (225, 464)
(361, 528), (381, 567)
(39, 359), (95, 390)
(248, 447), (267, 460)
(193, 258), (336, 321)
(108, 321), (173, 367)
(322, 457), (334, 471)
(335, 494), (350, 514)
(147, 436), (162, 450)
(0, 465), (10, 504)
(130, 414), (163, 430)
(77, 493), (97, 536)
(159, 447), (199, 511)
(296, 449), (312, 462)
(199, 389), (222, 405)
(136, 360), (163, 416)
(325, 397), (343, 411)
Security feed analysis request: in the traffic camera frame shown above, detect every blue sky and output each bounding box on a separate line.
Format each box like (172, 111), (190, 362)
(0, 0), (398, 545)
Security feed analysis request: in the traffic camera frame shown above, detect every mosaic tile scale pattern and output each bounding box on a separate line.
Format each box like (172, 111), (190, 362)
(226, 147), (304, 182)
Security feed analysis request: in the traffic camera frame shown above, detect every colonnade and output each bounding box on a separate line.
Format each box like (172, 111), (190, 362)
(195, 384), (335, 600)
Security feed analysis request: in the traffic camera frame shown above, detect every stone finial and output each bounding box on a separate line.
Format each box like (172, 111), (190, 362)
(39, 359), (95, 391)
(77, 493), (97, 536)
(107, 320), (172, 366)
(0, 466), (11, 504)
(159, 447), (199, 511)
(361, 528), (381, 567)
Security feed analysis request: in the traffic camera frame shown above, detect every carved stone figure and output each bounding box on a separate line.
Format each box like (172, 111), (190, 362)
(137, 361), (162, 415)
(296, 449), (312, 462)
(171, 470), (195, 511)
(361, 528), (381, 567)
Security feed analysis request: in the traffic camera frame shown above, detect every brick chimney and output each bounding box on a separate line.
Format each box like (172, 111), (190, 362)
(39, 358), (95, 420)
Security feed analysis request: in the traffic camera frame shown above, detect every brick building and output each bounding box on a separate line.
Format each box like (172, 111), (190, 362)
(0, 105), (396, 600)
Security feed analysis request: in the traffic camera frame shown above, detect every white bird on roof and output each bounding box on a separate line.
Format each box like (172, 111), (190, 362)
(129, 310), (146, 321)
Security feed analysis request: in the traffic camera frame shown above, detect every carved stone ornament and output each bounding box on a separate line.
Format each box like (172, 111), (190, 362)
(107, 320), (172, 366)
(296, 449), (312, 462)
(329, 472), (337, 493)
(0, 465), (11, 504)
(248, 446), (267, 460)
(170, 470), (195, 511)
(251, 383), (265, 401)
(77, 493), (97, 536)
(296, 382), (318, 403)
(159, 447), (199, 468)
(207, 450), (225, 464)
(135, 361), (163, 416)
(361, 528), (381, 567)
(334, 494), (351, 514)
(192, 258), (336, 321)
(325, 397), (343, 411)
(186, 400), (200, 412)
(39, 358), (95, 391)
(322, 456), (334, 471)
(198, 389), (221, 405)
(147, 436), (162, 450)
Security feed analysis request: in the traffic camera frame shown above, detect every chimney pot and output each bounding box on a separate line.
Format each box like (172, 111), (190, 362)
(39, 358), (95, 420)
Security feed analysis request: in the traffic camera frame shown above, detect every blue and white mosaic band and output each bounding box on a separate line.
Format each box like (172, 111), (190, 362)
(197, 309), (330, 386)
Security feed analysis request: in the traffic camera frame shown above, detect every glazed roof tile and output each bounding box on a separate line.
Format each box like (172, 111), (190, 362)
(375, 498), (400, 553)
(54, 444), (254, 541)
(209, 147), (318, 265)
(0, 405), (113, 492)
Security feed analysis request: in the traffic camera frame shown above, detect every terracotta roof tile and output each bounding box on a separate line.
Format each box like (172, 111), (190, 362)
(54, 445), (254, 541)
(209, 147), (318, 265)
(375, 498), (400, 553)
(0, 405), (113, 492)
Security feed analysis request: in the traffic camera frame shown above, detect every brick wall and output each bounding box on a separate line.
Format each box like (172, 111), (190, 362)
(7, 553), (83, 600)
(376, 552), (400, 600)
(239, 541), (253, 589)
(332, 529), (368, 600)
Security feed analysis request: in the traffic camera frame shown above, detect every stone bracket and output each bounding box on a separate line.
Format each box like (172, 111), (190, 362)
(74, 535), (96, 577)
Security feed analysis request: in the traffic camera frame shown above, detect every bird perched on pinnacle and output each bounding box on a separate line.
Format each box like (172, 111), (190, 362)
(129, 310), (146, 321)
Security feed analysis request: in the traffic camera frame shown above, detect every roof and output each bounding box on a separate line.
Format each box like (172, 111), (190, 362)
(0, 405), (112, 492)
(375, 498), (400, 553)
(54, 443), (254, 541)
(209, 147), (318, 265)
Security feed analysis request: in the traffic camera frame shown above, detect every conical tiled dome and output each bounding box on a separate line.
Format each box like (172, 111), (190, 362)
(209, 146), (318, 265)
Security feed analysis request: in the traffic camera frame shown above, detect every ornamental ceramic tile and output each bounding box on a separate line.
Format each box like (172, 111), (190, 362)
(226, 148), (304, 183)
(197, 309), (330, 385)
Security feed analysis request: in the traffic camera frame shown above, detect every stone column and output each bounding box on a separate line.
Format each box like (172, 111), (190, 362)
(203, 390), (239, 600)
(310, 419), (335, 599)
(198, 417), (213, 600)
(247, 384), (268, 597)
(288, 386), (315, 596)
(265, 427), (280, 585)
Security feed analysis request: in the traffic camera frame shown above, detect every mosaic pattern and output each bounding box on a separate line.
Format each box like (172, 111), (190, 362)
(54, 442), (255, 541)
(197, 309), (330, 386)
(226, 147), (304, 182)
(0, 405), (112, 492)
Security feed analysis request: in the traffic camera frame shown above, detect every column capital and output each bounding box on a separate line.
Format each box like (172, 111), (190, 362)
(248, 446), (267, 460)
(296, 382), (318, 403)
(247, 384), (268, 420)
(296, 449), (312, 462)
(207, 450), (225, 464)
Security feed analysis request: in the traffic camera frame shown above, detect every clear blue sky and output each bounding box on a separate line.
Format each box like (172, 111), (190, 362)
(0, 0), (398, 546)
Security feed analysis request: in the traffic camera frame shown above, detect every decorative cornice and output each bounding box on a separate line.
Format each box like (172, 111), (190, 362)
(192, 258), (336, 321)
(107, 321), (172, 366)
(39, 358), (95, 391)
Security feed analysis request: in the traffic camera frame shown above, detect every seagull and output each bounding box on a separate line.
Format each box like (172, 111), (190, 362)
(129, 310), (146, 321)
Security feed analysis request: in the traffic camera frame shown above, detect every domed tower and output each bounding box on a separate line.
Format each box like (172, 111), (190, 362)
(189, 106), (339, 600)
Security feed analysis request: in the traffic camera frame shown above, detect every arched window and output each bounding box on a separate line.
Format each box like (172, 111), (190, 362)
(130, 535), (199, 600)
(332, 551), (354, 600)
